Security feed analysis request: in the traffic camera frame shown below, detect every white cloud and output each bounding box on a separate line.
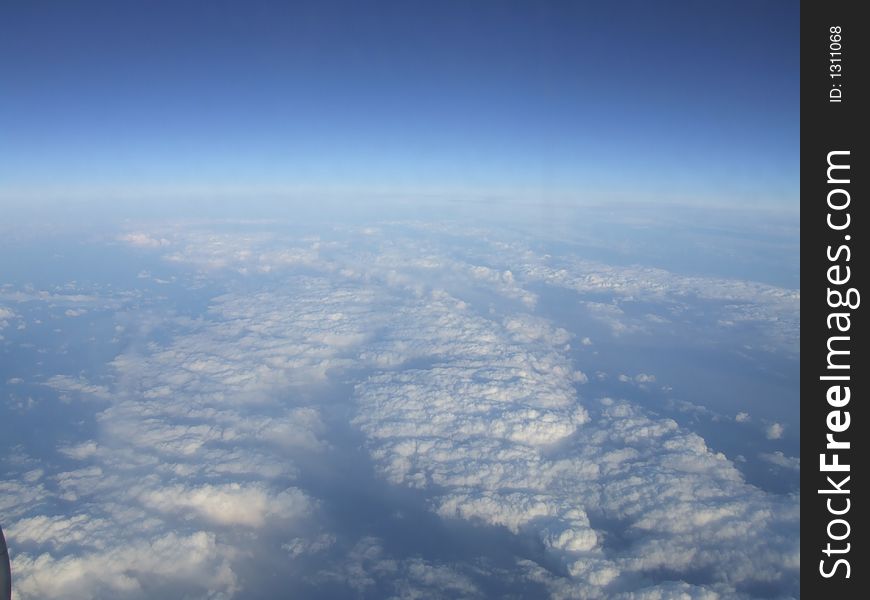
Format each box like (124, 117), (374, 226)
(119, 232), (171, 248)
(351, 285), (798, 597)
(141, 483), (312, 527)
(513, 248), (799, 354)
(760, 451), (800, 471)
(2, 220), (799, 598)
(0, 479), (50, 521)
(45, 375), (112, 401)
(11, 531), (238, 600)
(58, 441), (99, 460)
(6, 514), (111, 550)
(282, 533), (336, 557)
(0, 306), (15, 330)
(766, 422), (785, 440)
(5, 281), (373, 597)
(312, 536), (483, 598)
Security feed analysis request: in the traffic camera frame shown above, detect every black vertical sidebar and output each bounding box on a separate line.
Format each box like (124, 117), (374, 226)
(802, 1), (867, 597)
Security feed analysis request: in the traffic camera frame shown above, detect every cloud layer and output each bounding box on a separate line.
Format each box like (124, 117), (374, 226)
(1, 218), (799, 598)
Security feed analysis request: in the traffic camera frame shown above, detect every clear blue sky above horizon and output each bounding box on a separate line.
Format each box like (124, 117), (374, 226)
(0, 0), (799, 207)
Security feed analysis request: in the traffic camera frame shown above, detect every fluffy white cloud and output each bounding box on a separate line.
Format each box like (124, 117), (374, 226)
(311, 536), (484, 599)
(619, 373), (656, 386)
(4, 277), (378, 598)
(351, 286), (798, 597)
(45, 375), (112, 401)
(2, 219), (799, 598)
(282, 533), (336, 558)
(11, 531), (238, 600)
(142, 483), (312, 527)
(0, 306), (15, 331)
(0, 480), (49, 521)
(118, 232), (172, 248)
(760, 451), (800, 471)
(766, 422), (785, 440)
(58, 441), (99, 460)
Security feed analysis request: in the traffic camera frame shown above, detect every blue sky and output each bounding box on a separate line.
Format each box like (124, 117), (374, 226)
(0, 0), (798, 206)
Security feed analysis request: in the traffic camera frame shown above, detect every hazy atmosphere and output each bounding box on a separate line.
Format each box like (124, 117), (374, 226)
(1, 2), (799, 599)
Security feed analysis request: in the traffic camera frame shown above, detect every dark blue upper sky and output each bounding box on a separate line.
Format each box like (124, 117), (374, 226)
(0, 0), (798, 206)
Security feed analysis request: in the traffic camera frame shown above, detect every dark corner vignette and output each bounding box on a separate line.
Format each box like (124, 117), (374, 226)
(802, 0), (866, 596)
